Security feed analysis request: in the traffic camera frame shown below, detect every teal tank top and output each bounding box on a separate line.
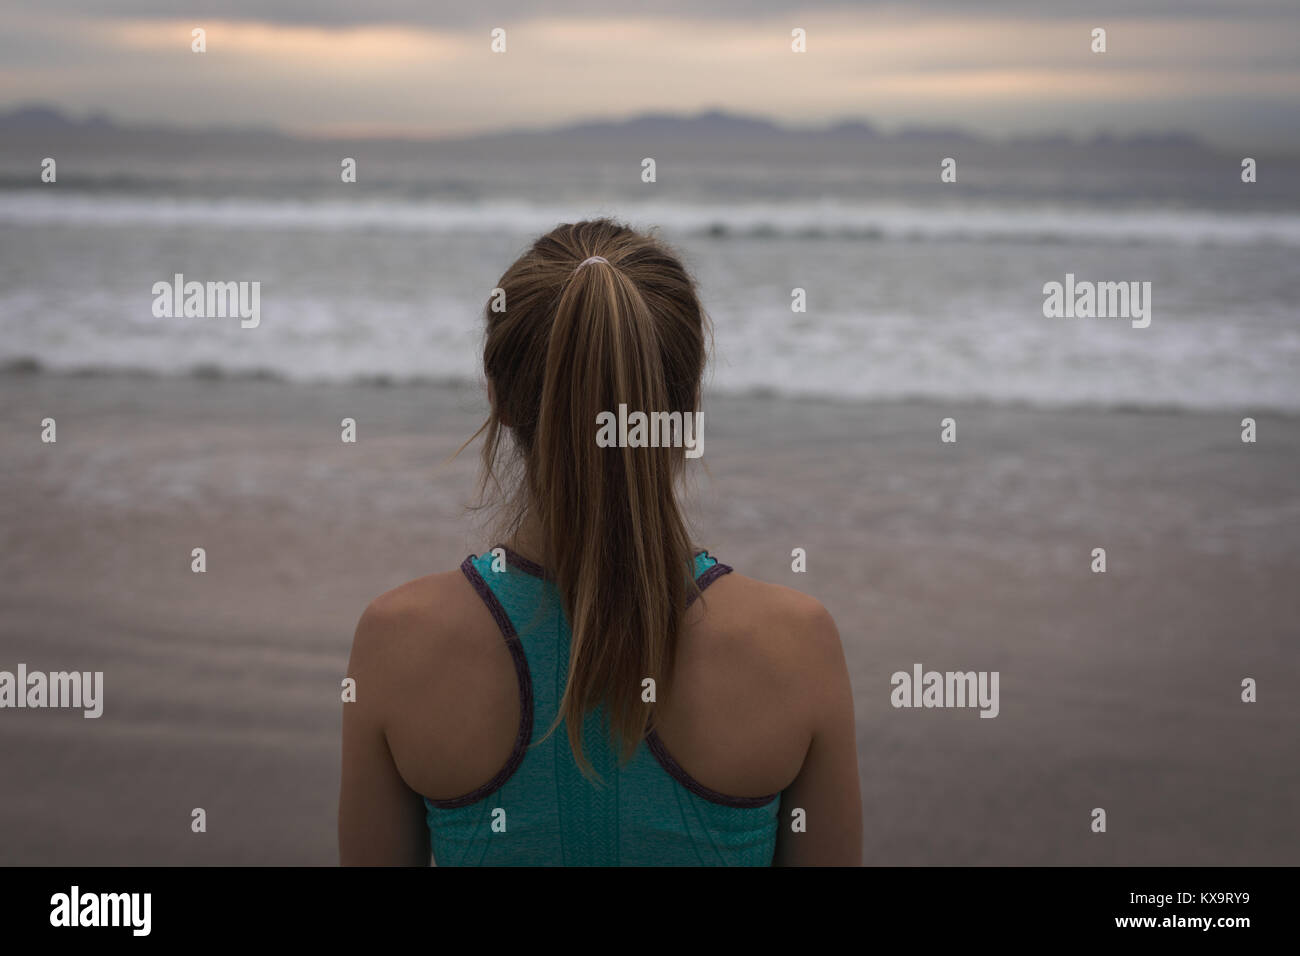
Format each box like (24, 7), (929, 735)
(424, 547), (782, 866)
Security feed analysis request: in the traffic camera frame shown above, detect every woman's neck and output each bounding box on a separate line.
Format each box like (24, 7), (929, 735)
(503, 512), (546, 566)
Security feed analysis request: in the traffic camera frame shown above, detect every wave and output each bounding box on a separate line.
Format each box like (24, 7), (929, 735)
(4, 192), (1300, 247)
(5, 355), (1296, 416)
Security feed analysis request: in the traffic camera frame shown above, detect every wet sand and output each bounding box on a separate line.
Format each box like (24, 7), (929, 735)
(0, 371), (1297, 864)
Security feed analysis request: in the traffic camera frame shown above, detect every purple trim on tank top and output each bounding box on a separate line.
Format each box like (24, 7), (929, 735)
(495, 544), (730, 598)
(688, 558), (732, 607)
(424, 556), (535, 810)
(643, 730), (779, 809)
(497, 545), (551, 579)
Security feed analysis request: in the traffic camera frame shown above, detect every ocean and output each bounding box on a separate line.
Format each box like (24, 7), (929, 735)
(2, 141), (1298, 413)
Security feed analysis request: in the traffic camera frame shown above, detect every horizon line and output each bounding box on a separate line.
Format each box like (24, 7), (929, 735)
(0, 101), (1251, 152)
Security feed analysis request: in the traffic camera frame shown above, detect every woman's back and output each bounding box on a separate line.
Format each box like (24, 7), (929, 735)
(341, 544), (860, 865)
(338, 220), (861, 865)
(439, 549), (777, 864)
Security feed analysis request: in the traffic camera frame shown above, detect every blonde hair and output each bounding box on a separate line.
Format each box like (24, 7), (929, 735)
(470, 219), (707, 775)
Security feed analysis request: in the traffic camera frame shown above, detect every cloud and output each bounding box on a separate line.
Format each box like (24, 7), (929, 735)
(8, 0), (1299, 29)
(1, 3), (1297, 145)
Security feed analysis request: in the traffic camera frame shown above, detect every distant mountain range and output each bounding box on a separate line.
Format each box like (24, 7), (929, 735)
(0, 104), (1210, 151)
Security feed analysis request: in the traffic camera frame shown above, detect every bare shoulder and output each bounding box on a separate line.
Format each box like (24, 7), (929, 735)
(353, 571), (463, 656)
(345, 564), (521, 801)
(348, 567), (502, 708)
(655, 570), (848, 795)
(689, 570), (844, 681)
(676, 570), (847, 738)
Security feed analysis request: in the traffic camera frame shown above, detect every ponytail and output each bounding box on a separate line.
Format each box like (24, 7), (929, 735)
(474, 220), (707, 776)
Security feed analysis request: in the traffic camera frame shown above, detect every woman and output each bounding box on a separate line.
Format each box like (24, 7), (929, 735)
(339, 219), (861, 865)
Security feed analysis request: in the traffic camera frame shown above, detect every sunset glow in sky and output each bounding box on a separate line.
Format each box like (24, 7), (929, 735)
(3, 1), (1298, 146)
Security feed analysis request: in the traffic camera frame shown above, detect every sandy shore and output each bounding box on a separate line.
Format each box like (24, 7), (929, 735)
(0, 370), (1296, 865)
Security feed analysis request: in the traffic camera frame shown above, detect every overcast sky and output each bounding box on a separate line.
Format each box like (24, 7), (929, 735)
(3, 0), (1298, 146)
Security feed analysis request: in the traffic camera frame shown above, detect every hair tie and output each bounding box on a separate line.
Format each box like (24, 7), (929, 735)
(576, 256), (609, 270)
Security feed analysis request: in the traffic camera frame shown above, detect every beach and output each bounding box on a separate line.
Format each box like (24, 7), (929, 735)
(1, 370), (1296, 865)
